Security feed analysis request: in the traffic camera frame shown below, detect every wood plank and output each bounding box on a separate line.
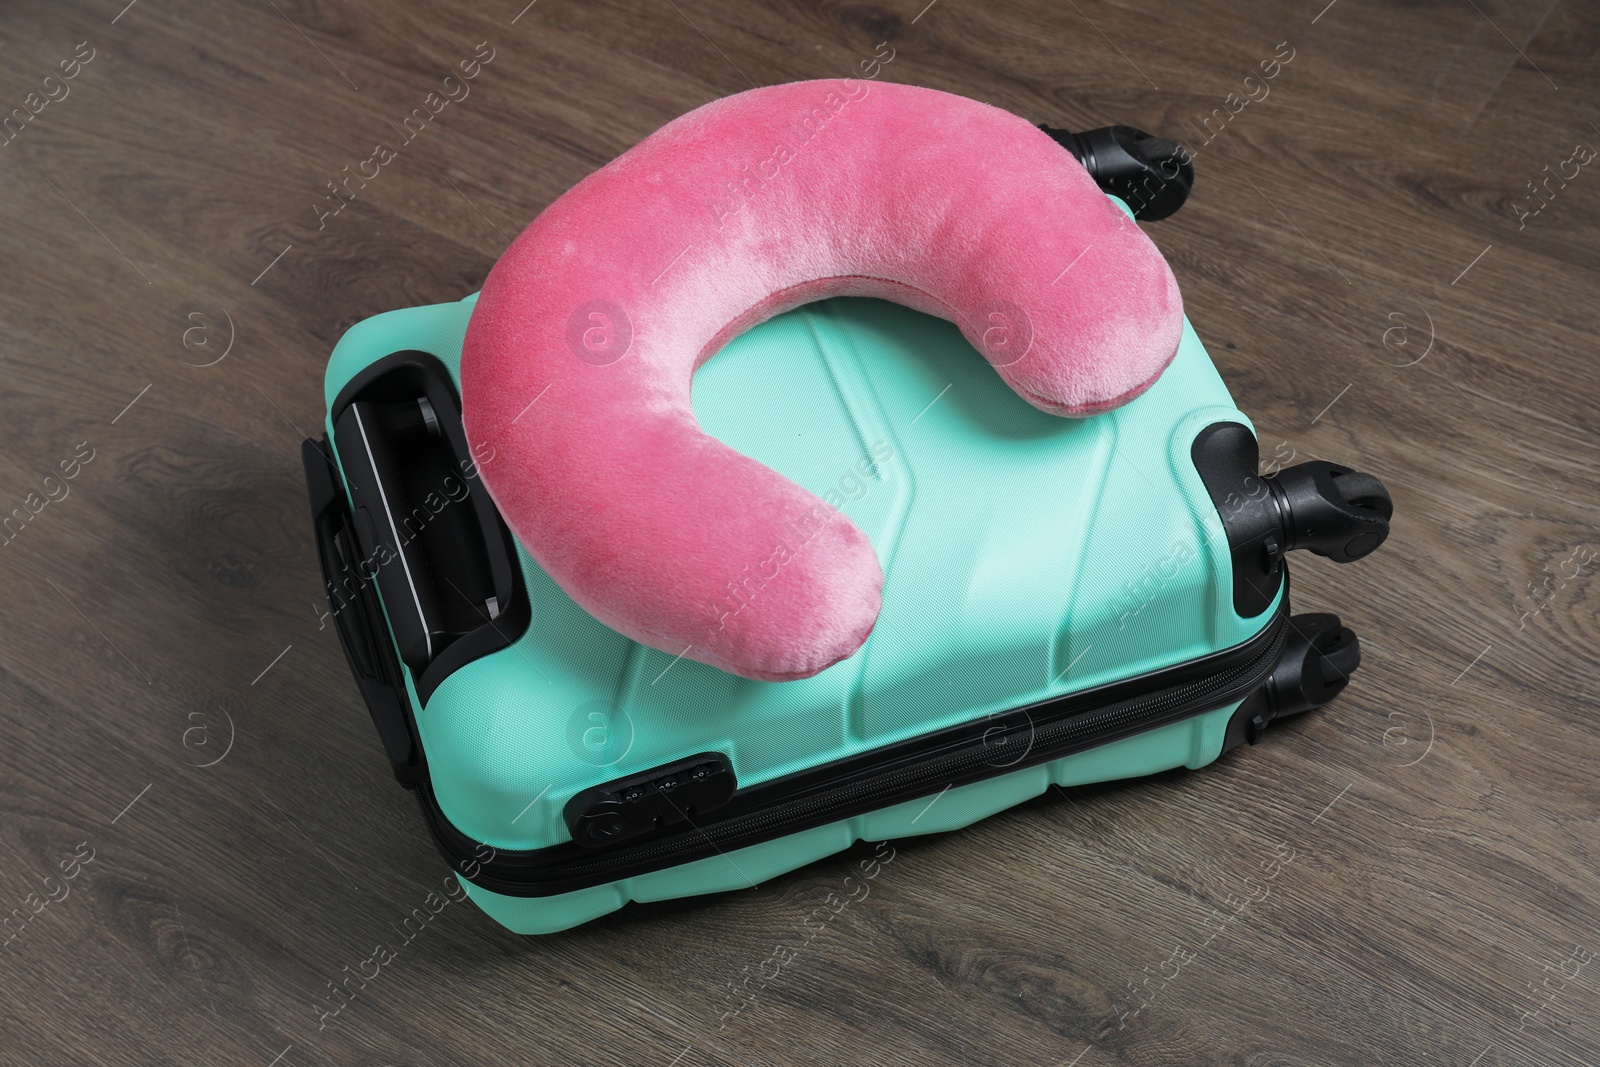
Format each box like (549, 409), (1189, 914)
(1, 0), (1596, 1063)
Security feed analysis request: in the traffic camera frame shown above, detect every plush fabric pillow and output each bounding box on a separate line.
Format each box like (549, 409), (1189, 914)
(461, 79), (1183, 682)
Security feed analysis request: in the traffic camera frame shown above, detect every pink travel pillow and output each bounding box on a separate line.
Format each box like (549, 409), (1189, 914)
(461, 79), (1183, 682)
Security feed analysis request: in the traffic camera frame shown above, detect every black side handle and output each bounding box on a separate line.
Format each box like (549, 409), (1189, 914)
(303, 437), (424, 788)
(1039, 124), (1195, 221)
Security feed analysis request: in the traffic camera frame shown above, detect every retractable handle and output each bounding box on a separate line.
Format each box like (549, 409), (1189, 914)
(1039, 124), (1195, 221)
(327, 353), (528, 682)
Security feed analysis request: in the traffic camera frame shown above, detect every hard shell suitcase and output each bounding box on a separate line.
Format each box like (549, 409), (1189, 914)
(302, 130), (1393, 936)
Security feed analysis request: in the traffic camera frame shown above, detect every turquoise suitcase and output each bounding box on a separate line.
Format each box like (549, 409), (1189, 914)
(302, 164), (1392, 935)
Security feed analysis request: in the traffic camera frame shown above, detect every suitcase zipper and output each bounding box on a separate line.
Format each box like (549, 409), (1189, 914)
(419, 603), (1289, 898)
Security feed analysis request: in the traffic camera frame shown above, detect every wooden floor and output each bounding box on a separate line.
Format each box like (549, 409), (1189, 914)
(2, 0), (1598, 1063)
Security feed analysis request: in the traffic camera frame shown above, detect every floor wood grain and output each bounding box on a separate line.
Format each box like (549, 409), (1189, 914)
(2, 1), (1598, 1064)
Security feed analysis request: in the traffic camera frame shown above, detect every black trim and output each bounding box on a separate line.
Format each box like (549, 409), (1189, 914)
(421, 595), (1291, 898)
(303, 437), (426, 787)
(324, 351), (531, 705)
(1190, 422), (1284, 617)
